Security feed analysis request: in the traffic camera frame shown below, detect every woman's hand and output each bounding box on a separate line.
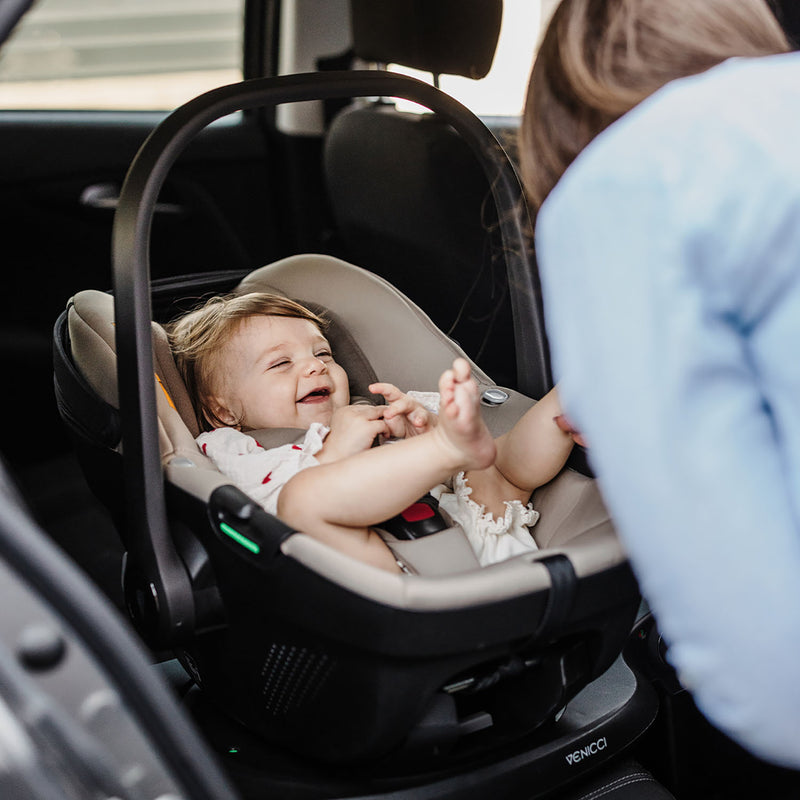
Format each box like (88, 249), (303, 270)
(553, 414), (587, 447)
(369, 382), (436, 439)
(317, 404), (389, 463)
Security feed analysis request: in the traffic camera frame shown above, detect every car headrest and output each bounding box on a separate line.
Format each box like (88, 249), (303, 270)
(349, 0), (502, 79)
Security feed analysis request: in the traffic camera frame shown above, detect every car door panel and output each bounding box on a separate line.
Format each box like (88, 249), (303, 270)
(0, 109), (286, 466)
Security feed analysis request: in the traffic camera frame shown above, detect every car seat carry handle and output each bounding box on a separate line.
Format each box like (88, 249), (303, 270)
(112, 71), (548, 647)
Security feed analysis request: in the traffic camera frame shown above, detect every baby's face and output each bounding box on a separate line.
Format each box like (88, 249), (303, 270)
(212, 315), (350, 430)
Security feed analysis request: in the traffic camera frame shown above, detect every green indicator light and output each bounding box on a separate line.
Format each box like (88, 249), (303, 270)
(228, 747), (239, 755)
(219, 522), (260, 555)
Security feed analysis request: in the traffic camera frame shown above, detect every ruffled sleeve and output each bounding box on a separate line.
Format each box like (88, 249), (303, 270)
(197, 423), (328, 515)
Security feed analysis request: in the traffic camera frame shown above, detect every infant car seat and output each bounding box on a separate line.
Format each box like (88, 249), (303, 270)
(53, 72), (641, 772)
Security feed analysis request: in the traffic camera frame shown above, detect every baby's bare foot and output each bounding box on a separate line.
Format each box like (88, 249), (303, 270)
(435, 359), (496, 471)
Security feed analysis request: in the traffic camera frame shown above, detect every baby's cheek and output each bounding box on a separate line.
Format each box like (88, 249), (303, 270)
(333, 367), (350, 405)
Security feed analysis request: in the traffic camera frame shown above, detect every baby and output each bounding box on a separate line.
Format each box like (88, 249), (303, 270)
(168, 292), (578, 572)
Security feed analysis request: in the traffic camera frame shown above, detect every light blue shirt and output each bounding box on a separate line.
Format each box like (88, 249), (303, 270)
(536, 52), (800, 768)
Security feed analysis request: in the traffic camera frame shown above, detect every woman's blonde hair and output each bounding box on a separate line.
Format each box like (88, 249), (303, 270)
(167, 292), (326, 431)
(520, 0), (790, 211)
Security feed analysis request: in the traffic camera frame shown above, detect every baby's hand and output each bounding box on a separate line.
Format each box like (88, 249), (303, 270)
(369, 382), (436, 439)
(317, 404), (388, 463)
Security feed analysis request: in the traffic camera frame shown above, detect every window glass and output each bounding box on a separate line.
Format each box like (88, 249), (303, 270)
(0, 0), (243, 110)
(390, 0), (559, 118)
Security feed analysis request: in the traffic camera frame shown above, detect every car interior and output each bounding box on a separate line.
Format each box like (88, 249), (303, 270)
(3, 1), (800, 798)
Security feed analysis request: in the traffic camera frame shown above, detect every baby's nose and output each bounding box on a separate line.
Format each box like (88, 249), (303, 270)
(304, 356), (327, 374)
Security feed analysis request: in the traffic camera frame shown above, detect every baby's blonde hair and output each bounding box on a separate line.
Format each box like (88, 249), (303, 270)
(520, 0), (789, 211)
(167, 292), (326, 431)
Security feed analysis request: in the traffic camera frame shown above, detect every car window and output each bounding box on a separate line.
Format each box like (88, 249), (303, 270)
(0, 0), (244, 110)
(390, 0), (559, 119)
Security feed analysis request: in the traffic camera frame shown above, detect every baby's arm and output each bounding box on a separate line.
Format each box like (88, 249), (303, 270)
(315, 404), (388, 464)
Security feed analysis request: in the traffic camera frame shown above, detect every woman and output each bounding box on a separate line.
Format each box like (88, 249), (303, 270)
(520, 0), (800, 768)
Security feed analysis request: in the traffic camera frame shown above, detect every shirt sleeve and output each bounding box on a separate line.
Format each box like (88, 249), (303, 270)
(535, 74), (800, 768)
(197, 423), (328, 516)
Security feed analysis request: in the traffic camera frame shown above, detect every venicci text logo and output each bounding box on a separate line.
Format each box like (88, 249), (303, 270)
(565, 736), (607, 765)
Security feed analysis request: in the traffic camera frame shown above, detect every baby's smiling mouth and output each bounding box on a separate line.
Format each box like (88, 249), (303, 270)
(298, 387), (331, 404)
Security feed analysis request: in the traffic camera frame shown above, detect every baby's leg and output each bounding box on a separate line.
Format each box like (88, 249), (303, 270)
(463, 388), (574, 519)
(299, 522), (402, 573)
(493, 388), (574, 492)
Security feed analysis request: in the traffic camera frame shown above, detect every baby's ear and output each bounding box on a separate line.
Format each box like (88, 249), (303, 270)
(207, 397), (239, 428)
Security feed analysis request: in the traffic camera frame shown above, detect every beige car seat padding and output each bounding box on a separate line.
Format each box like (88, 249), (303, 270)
(66, 255), (624, 601)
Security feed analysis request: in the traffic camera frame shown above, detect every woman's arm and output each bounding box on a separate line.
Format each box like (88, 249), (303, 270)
(535, 88), (800, 768)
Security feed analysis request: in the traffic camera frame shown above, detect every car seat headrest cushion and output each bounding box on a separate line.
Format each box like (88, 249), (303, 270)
(68, 290), (202, 452)
(301, 301), (382, 403)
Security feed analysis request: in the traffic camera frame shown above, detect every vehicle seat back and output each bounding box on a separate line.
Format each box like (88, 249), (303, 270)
(324, 0), (517, 384)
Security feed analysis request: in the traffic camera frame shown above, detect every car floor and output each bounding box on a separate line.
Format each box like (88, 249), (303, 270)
(640, 691), (800, 799)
